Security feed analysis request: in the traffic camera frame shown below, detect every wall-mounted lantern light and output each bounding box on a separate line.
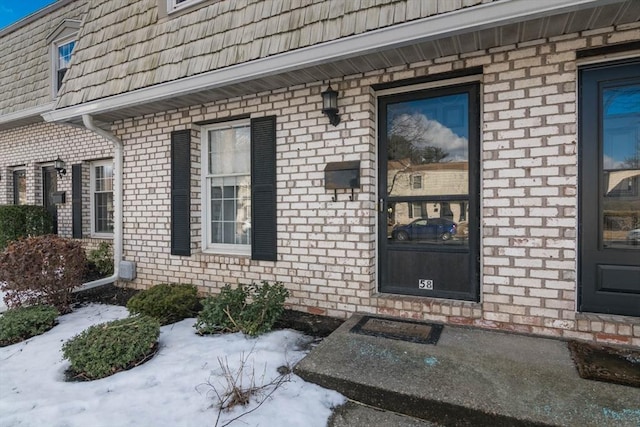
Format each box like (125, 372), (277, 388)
(321, 84), (340, 126)
(54, 157), (67, 178)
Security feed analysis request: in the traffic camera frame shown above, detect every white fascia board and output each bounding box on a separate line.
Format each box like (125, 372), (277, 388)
(44, 0), (618, 123)
(0, 102), (56, 126)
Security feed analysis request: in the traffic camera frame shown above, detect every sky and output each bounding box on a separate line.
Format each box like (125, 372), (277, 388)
(0, 304), (345, 426)
(0, 0), (57, 30)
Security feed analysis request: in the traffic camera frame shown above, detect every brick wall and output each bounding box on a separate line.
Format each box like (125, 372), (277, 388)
(4, 23), (637, 346)
(111, 22), (640, 346)
(0, 121), (112, 249)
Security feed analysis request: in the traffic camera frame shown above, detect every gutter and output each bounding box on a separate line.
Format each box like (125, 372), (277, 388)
(74, 114), (124, 291)
(42, 0), (622, 123)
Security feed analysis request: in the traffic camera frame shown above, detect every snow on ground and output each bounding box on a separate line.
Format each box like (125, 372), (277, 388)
(0, 304), (345, 427)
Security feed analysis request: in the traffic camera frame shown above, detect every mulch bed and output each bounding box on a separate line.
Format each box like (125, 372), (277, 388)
(72, 284), (140, 308)
(73, 284), (344, 337)
(568, 340), (640, 388)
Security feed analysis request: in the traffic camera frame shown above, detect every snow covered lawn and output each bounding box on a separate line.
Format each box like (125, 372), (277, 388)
(0, 304), (345, 427)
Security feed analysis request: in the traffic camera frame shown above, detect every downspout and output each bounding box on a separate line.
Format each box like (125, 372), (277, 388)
(76, 114), (123, 291)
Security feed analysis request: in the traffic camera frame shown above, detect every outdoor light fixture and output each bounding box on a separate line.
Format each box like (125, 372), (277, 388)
(321, 84), (340, 126)
(54, 157), (67, 177)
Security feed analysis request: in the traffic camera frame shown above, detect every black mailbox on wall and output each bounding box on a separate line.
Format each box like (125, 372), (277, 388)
(52, 191), (66, 204)
(324, 161), (360, 200)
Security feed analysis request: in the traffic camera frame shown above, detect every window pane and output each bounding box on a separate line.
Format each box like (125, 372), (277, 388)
(602, 84), (640, 249)
(58, 41), (75, 69)
(93, 162), (114, 234)
(209, 175), (251, 245)
(208, 125), (250, 175)
(387, 93), (469, 197)
(95, 192), (114, 233)
(94, 164), (113, 192)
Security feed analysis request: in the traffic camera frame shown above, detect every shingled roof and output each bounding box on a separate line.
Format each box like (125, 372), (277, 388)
(56, 0), (493, 109)
(0, 0), (88, 117)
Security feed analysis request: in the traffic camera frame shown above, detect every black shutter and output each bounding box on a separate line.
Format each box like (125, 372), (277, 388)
(72, 164), (83, 238)
(171, 130), (191, 256)
(251, 116), (277, 261)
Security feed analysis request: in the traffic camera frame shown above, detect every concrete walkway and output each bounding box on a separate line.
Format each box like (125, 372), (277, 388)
(295, 314), (640, 427)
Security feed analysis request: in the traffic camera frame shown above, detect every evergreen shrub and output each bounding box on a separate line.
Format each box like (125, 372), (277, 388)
(195, 281), (289, 336)
(0, 205), (53, 250)
(0, 305), (59, 347)
(126, 283), (201, 325)
(62, 315), (160, 380)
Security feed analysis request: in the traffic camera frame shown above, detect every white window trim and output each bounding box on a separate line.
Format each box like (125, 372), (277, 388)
(50, 34), (76, 98)
(167, 0), (205, 14)
(90, 159), (114, 238)
(200, 119), (251, 256)
(46, 19), (81, 99)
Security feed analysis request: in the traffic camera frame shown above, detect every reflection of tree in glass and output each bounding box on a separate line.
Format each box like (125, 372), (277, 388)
(387, 114), (455, 195)
(622, 137), (639, 169)
(388, 114), (451, 164)
(389, 134), (449, 163)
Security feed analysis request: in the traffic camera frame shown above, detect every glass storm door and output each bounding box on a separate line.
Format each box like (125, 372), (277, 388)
(579, 60), (640, 317)
(378, 83), (479, 300)
(42, 166), (58, 234)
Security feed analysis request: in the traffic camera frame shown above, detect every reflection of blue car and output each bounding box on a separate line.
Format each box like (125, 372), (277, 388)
(392, 218), (457, 241)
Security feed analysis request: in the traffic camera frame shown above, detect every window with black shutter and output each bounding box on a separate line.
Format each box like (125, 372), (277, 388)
(199, 116), (277, 260)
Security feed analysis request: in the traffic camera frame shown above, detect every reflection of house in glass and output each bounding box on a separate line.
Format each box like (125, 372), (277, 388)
(603, 167), (640, 246)
(387, 160), (469, 237)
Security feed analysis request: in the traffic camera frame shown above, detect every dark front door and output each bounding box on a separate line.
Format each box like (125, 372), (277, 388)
(579, 60), (640, 317)
(378, 83), (480, 300)
(43, 166), (58, 234)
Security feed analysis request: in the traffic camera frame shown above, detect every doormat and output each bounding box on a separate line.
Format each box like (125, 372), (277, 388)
(350, 316), (443, 345)
(568, 340), (640, 388)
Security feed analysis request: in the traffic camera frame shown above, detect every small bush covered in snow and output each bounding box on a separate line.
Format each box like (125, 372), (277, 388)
(62, 314), (160, 380)
(0, 235), (87, 313)
(126, 283), (201, 325)
(0, 305), (59, 347)
(195, 281), (289, 336)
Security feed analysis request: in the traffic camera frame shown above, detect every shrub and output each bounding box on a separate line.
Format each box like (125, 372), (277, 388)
(0, 205), (53, 250)
(62, 315), (160, 381)
(87, 242), (114, 277)
(126, 283), (201, 325)
(0, 305), (59, 347)
(195, 281), (289, 336)
(0, 235), (87, 313)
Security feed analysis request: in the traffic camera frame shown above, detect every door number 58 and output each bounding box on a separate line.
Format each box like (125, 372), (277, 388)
(419, 279), (434, 290)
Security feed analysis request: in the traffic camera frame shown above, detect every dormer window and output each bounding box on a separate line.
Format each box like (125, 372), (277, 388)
(47, 19), (81, 97)
(56, 40), (76, 91)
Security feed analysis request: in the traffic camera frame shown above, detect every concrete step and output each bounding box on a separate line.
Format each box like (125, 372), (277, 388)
(294, 314), (640, 427)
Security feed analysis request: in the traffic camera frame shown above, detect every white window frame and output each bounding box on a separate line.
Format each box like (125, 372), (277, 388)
(411, 174), (423, 190)
(48, 21), (79, 98)
(167, 0), (205, 13)
(54, 37), (75, 91)
(201, 119), (252, 255)
(90, 159), (114, 238)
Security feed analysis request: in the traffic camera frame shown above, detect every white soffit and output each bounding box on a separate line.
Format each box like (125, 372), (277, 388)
(43, 0), (622, 123)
